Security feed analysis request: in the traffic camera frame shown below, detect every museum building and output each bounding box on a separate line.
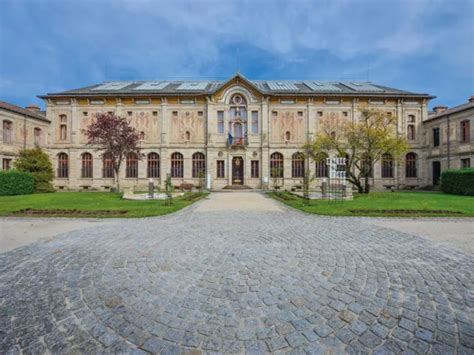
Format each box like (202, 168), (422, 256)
(2, 73), (472, 191)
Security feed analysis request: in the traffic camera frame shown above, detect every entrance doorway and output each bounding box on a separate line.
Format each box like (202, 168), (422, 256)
(432, 161), (441, 185)
(232, 157), (244, 185)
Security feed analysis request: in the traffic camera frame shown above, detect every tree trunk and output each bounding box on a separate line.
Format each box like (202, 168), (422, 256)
(364, 175), (370, 193)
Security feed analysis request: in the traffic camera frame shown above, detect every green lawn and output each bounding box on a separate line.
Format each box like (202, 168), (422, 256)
(0, 192), (207, 218)
(269, 191), (474, 217)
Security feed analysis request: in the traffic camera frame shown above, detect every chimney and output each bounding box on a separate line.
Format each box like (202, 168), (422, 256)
(433, 105), (448, 114)
(469, 95), (474, 103)
(25, 104), (40, 112)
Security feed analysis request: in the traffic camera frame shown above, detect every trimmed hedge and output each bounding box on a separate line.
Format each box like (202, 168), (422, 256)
(0, 170), (35, 196)
(440, 168), (474, 196)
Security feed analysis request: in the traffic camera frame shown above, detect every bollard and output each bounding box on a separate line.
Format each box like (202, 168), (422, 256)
(148, 178), (154, 199)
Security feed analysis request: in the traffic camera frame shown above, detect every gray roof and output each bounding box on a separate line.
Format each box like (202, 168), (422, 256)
(425, 100), (474, 122)
(39, 73), (433, 99)
(0, 101), (50, 122)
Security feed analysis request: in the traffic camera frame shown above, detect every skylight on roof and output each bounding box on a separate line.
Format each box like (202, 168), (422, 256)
(176, 82), (209, 90)
(304, 81), (342, 92)
(266, 81), (299, 91)
(92, 82), (130, 91)
(133, 81), (170, 90)
(343, 82), (384, 92)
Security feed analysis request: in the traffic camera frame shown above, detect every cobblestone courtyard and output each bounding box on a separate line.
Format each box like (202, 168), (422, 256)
(1, 193), (473, 354)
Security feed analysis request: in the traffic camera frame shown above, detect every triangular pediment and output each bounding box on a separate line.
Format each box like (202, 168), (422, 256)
(211, 72), (263, 101)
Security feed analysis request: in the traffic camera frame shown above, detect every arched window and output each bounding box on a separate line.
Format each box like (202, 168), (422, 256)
(34, 127), (42, 145)
(406, 152), (417, 178)
(292, 152), (305, 178)
(57, 153), (68, 178)
(171, 152), (184, 178)
(315, 153), (328, 178)
(147, 152), (160, 178)
(192, 152), (206, 178)
(2, 120), (12, 143)
(81, 153), (93, 178)
(126, 153), (138, 178)
(185, 131), (191, 141)
(381, 153), (394, 178)
(270, 152), (284, 178)
(285, 131), (291, 141)
(103, 153), (114, 178)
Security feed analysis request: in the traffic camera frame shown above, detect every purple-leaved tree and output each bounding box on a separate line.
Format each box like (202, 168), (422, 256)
(83, 112), (141, 191)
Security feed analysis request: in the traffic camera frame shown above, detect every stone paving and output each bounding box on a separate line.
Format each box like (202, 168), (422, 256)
(1, 192), (473, 354)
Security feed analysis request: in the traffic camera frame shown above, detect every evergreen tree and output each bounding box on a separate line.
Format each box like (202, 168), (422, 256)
(14, 147), (55, 192)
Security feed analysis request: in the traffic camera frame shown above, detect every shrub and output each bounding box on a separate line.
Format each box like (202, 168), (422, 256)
(440, 168), (474, 196)
(13, 147), (55, 192)
(0, 170), (35, 195)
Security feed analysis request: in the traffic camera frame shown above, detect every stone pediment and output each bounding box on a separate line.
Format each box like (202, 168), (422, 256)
(211, 73), (263, 102)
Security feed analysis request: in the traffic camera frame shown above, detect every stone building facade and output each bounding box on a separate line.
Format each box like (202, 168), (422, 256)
(36, 73), (469, 191)
(0, 101), (50, 171)
(423, 98), (473, 185)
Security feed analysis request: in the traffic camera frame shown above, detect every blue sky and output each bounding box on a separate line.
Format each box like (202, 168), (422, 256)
(1, 0), (473, 109)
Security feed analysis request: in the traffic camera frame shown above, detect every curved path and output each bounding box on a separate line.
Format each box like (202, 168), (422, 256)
(1, 192), (473, 354)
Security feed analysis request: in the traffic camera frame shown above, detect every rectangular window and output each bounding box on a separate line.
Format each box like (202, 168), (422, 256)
(317, 111), (323, 117)
(342, 111), (348, 117)
(251, 111), (258, 134)
(461, 120), (470, 143)
(433, 127), (440, 147)
(251, 160), (259, 178)
(407, 124), (415, 140)
(408, 114), (415, 123)
(34, 128), (41, 145)
(216, 160), (225, 178)
(152, 111), (158, 116)
(461, 158), (471, 169)
(3, 121), (12, 143)
(60, 125), (67, 141)
(217, 111), (224, 134)
(2, 159), (11, 171)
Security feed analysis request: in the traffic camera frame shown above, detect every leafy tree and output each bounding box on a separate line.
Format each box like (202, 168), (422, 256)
(304, 108), (409, 193)
(13, 147), (54, 192)
(83, 112), (141, 191)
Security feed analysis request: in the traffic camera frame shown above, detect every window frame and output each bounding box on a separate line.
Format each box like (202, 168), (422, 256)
(81, 153), (93, 178)
(57, 153), (69, 178)
(461, 120), (470, 143)
(171, 152), (184, 178)
(381, 153), (394, 178)
(217, 111), (224, 134)
(270, 152), (284, 178)
(192, 152), (206, 178)
(102, 153), (114, 178)
(2, 120), (12, 143)
(147, 152), (160, 178)
(405, 152), (417, 178)
(291, 153), (305, 178)
(125, 152), (138, 178)
(433, 127), (440, 147)
(216, 160), (225, 178)
(251, 160), (259, 178)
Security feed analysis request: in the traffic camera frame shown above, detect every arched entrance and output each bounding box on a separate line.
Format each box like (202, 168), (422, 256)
(232, 157), (244, 185)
